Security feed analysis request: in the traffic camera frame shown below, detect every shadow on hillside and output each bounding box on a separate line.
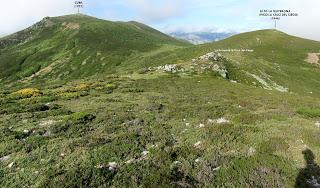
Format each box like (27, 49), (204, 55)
(295, 149), (320, 188)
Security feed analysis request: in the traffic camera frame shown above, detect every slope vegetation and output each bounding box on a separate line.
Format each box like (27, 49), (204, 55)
(0, 14), (190, 84)
(136, 29), (320, 96)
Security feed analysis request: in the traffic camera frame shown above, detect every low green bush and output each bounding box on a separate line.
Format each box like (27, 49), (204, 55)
(297, 108), (320, 118)
(66, 112), (96, 124)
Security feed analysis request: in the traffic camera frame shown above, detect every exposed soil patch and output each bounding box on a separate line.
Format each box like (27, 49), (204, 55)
(20, 59), (67, 82)
(64, 23), (80, 30)
(305, 53), (320, 65)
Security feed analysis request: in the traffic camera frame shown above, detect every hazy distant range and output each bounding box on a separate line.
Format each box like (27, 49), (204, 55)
(169, 32), (236, 44)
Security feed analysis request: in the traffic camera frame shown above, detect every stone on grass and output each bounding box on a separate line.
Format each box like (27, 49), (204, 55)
(248, 147), (256, 156)
(307, 176), (320, 187)
(315, 121), (320, 128)
(108, 162), (118, 172)
(198, 123), (205, 128)
(195, 158), (202, 163)
(0, 155), (10, 162)
(181, 129), (188, 133)
(208, 119), (214, 123)
(216, 118), (230, 124)
(43, 130), (52, 137)
(126, 118), (144, 126)
(8, 162), (14, 168)
(125, 159), (136, 164)
(23, 130), (29, 134)
(39, 120), (56, 126)
(194, 141), (202, 148)
(208, 118), (230, 124)
(142, 150), (149, 156)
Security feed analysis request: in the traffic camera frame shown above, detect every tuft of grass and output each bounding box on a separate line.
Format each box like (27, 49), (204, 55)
(297, 108), (320, 118)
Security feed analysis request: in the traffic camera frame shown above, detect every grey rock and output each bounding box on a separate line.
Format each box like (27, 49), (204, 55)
(126, 118), (144, 126)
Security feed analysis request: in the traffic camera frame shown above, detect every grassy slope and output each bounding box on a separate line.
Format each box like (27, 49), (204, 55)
(0, 14), (190, 84)
(127, 29), (320, 96)
(0, 17), (320, 187)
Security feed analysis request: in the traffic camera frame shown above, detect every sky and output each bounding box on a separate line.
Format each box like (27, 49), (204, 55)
(0, 0), (319, 41)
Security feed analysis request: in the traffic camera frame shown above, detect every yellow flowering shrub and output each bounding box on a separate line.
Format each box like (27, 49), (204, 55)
(75, 83), (90, 91)
(11, 88), (42, 99)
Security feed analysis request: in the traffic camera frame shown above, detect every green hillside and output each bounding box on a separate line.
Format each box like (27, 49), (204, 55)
(0, 14), (190, 84)
(132, 29), (320, 96)
(1, 15), (320, 187)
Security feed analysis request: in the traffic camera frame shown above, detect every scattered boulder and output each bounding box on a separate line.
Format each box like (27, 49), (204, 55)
(126, 118), (144, 126)
(194, 141), (202, 148)
(181, 129), (188, 134)
(307, 176), (320, 187)
(156, 64), (181, 73)
(207, 118), (230, 124)
(8, 162), (15, 168)
(108, 162), (118, 172)
(125, 158), (136, 164)
(43, 130), (52, 137)
(248, 147), (256, 156)
(96, 162), (119, 172)
(39, 120), (57, 126)
(195, 158), (202, 163)
(315, 121), (320, 128)
(230, 80), (238, 83)
(199, 52), (224, 61)
(213, 166), (221, 171)
(216, 118), (230, 124)
(0, 155), (10, 163)
(142, 150), (149, 156)
(212, 64), (228, 78)
(207, 119), (214, 123)
(23, 130), (30, 134)
(198, 123), (205, 128)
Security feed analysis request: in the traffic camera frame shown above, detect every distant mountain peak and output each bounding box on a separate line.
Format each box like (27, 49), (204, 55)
(169, 31), (235, 44)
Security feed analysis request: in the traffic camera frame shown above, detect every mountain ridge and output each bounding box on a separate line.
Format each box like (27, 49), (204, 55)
(1, 14), (320, 187)
(1, 15), (320, 94)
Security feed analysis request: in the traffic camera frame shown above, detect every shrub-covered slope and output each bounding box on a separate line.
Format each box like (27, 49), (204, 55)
(0, 14), (190, 84)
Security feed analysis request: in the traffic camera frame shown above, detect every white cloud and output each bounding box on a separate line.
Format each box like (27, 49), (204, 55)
(275, 0), (320, 41)
(123, 0), (185, 23)
(0, 0), (75, 36)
